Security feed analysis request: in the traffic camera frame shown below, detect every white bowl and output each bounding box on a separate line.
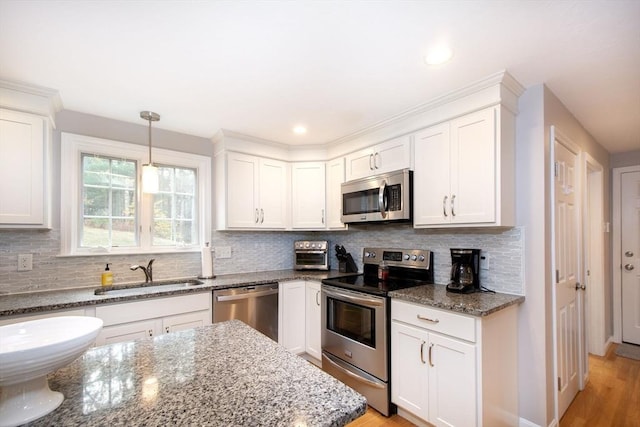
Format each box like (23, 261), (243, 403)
(0, 316), (103, 427)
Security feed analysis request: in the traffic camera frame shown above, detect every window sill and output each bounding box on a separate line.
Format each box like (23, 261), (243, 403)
(57, 247), (201, 258)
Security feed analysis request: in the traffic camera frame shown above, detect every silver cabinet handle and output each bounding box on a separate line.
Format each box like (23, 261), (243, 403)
(255, 209), (259, 223)
(374, 152), (380, 169)
(260, 208), (264, 224)
(321, 209), (325, 224)
(369, 154), (374, 170)
(148, 329), (153, 337)
(165, 326), (170, 334)
(625, 264), (635, 271)
(379, 180), (387, 218)
(451, 194), (456, 217)
(428, 343), (434, 367)
(420, 341), (426, 364)
(316, 290), (320, 306)
(443, 195), (448, 217)
(625, 251), (634, 257)
(417, 314), (440, 324)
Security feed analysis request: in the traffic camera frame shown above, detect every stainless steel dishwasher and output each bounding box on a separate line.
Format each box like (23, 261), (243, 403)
(213, 283), (279, 341)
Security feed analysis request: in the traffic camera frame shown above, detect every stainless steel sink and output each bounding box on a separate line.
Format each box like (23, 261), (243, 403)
(94, 279), (204, 295)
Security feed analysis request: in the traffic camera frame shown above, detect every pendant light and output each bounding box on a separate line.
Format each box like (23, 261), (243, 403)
(140, 110), (160, 193)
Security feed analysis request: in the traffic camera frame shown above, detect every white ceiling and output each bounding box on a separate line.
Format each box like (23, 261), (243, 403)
(1, 0), (638, 153)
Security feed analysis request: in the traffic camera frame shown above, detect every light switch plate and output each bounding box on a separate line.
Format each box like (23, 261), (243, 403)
(215, 246), (232, 259)
(480, 254), (490, 270)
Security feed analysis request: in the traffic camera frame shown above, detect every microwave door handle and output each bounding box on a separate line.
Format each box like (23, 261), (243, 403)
(379, 180), (387, 218)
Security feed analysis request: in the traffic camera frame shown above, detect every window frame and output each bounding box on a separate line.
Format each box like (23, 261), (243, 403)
(60, 132), (211, 256)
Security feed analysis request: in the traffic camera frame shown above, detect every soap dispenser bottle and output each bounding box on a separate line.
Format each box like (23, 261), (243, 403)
(101, 263), (113, 286)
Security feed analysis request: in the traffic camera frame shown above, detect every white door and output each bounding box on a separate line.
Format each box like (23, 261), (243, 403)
(226, 152), (259, 228)
(279, 280), (306, 354)
(291, 162), (325, 229)
(258, 158), (288, 229)
(305, 281), (322, 360)
(553, 134), (581, 418)
(621, 170), (640, 345)
(325, 157), (346, 229)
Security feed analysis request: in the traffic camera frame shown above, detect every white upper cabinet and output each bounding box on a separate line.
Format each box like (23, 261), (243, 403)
(413, 106), (515, 228)
(345, 135), (413, 181)
(291, 162), (326, 229)
(217, 152), (289, 230)
(325, 157), (347, 229)
(0, 109), (49, 228)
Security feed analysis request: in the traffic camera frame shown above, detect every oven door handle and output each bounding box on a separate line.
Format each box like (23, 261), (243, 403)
(322, 352), (385, 390)
(322, 287), (384, 307)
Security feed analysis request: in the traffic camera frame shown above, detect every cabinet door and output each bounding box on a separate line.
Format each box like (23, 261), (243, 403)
(325, 157), (347, 229)
(226, 152), (259, 228)
(374, 135), (412, 175)
(450, 108), (496, 224)
(0, 109), (46, 226)
(291, 162), (325, 229)
(391, 321), (429, 420)
(163, 310), (211, 334)
(95, 319), (160, 346)
(278, 280), (306, 354)
(413, 123), (451, 226)
(258, 158), (288, 228)
(428, 333), (477, 427)
(305, 281), (322, 360)
(345, 147), (376, 181)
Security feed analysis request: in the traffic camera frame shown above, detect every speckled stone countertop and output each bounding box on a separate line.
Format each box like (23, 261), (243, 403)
(26, 320), (366, 426)
(0, 270), (355, 317)
(389, 284), (524, 317)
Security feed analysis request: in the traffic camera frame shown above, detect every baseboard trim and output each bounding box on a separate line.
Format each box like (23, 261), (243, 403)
(519, 416), (558, 427)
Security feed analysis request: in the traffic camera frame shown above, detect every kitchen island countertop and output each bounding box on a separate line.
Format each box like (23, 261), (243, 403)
(27, 320), (366, 427)
(389, 284), (524, 317)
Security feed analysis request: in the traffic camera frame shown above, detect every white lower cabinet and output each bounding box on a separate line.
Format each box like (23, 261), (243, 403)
(391, 299), (518, 427)
(279, 280), (307, 354)
(279, 280), (322, 359)
(305, 280), (322, 360)
(0, 308), (89, 326)
(95, 293), (212, 346)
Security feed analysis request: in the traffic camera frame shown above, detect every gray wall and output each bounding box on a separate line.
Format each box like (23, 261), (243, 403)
(610, 149), (640, 168)
(1, 110), (524, 295)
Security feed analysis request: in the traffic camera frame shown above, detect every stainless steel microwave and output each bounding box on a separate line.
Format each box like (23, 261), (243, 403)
(340, 168), (412, 224)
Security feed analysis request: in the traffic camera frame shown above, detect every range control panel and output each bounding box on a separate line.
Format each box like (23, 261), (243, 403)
(362, 247), (431, 269)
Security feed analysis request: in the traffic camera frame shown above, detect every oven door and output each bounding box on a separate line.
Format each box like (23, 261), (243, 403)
(294, 250), (328, 270)
(321, 284), (387, 381)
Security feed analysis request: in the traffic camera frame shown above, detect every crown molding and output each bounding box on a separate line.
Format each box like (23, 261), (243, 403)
(0, 79), (63, 127)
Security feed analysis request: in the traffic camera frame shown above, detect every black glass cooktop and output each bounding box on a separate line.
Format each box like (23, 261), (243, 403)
(321, 274), (431, 297)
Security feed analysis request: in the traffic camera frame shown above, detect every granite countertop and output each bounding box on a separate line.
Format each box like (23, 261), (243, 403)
(0, 270), (354, 317)
(26, 320), (367, 426)
(389, 284), (524, 317)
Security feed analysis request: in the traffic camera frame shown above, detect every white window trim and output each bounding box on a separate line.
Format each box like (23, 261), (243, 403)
(60, 132), (211, 256)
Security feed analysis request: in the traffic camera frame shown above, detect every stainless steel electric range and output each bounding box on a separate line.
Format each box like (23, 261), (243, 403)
(320, 247), (434, 416)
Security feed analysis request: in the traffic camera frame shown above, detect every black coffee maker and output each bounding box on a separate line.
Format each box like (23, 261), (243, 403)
(446, 248), (480, 293)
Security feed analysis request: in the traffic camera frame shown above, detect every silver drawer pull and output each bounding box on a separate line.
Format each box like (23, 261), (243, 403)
(417, 314), (440, 324)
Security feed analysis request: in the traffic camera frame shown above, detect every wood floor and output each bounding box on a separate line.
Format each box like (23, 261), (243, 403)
(560, 343), (640, 427)
(347, 344), (640, 427)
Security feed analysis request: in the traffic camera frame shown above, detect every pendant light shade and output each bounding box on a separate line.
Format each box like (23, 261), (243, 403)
(140, 111), (160, 193)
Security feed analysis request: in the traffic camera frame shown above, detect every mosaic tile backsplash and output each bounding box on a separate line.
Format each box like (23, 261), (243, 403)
(0, 225), (523, 295)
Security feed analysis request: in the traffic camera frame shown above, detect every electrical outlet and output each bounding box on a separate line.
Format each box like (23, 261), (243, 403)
(18, 253), (33, 271)
(480, 254), (490, 271)
(215, 246), (232, 259)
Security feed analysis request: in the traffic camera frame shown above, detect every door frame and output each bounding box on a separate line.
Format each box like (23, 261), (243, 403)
(612, 165), (640, 342)
(582, 153), (605, 363)
(550, 125), (584, 422)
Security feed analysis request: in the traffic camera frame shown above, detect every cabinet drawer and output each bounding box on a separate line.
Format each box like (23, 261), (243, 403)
(96, 293), (211, 326)
(391, 299), (476, 342)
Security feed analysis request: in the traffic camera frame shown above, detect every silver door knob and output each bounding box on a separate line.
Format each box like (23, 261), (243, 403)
(625, 251), (634, 257)
(624, 264), (635, 271)
(575, 282), (586, 290)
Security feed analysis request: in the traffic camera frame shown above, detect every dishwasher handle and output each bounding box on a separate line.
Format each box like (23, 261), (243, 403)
(215, 287), (278, 302)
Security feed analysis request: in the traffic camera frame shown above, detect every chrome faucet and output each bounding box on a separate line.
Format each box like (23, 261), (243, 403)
(130, 259), (154, 283)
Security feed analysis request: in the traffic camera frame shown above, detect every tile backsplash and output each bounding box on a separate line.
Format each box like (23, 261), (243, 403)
(0, 225), (523, 295)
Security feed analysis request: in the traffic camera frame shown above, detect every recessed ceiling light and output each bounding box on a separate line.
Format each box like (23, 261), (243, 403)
(293, 125), (307, 135)
(424, 45), (453, 66)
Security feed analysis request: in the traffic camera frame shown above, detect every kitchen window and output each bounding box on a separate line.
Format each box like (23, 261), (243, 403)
(61, 133), (210, 256)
